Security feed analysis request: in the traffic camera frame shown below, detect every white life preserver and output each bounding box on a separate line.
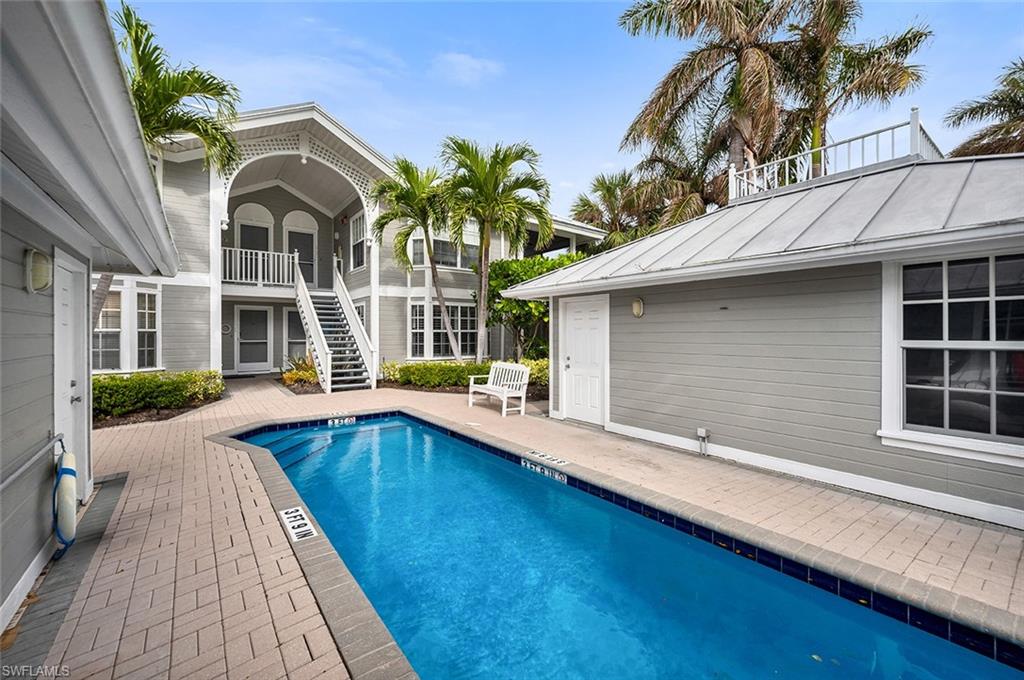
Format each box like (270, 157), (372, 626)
(53, 450), (77, 556)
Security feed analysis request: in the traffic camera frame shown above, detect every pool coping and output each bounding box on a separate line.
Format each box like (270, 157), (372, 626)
(211, 408), (1024, 674)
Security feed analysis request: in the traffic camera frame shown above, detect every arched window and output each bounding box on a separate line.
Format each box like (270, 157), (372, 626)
(283, 210), (319, 283)
(234, 203), (274, 251)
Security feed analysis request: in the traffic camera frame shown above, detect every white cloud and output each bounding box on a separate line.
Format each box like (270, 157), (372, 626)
(430, 52), (503, 86)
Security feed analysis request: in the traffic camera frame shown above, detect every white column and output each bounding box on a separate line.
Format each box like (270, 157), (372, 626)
(367, 202), (381, 357)
(209, 168), (227, 371)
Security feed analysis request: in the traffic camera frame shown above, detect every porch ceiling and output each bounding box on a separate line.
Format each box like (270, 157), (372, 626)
(229, 154), (363, 216)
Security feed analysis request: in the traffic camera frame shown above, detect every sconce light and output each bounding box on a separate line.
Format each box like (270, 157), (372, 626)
(300, 156), (308, 165)
(333, 232), (340, 240)
(23, 249), (53, 293)
(220, 218), (229, 231)
(632, 297), (644, 318)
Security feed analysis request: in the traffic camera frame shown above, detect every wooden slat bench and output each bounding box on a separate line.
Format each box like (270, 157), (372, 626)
(468, 362), (530, 416)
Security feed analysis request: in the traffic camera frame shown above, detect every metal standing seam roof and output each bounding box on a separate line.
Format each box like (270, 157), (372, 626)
(504, 154), (1024, 299)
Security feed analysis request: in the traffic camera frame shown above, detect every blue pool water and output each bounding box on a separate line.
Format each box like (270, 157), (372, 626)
(244, 416), (1018, 679)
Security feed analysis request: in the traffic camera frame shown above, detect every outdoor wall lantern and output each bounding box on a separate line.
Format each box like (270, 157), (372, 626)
(632, 297), (644, 318)
(23, 249), (53, 294)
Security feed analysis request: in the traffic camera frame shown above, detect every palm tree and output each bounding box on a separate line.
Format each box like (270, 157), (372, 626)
(946, 58), (1024, 157)
(781, 0), (930, 175)
(571, 171), (650, 249)
(441, 138), (554, 363)
(115, 3), (240, 169)
(619, 0), (795, 172)
(94, 3), (241, 328)
(369, 158), (463, 361)
(633, 127), (717, 228)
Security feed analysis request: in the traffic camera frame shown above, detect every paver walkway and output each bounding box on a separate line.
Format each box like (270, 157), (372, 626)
(36, 378), (1024, 678)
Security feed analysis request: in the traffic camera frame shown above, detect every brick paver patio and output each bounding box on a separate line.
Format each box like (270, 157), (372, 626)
(33, 378), (1024, 678)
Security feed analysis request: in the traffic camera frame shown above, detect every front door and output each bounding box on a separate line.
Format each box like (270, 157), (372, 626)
(287, 230), (316, 284)
(562, 296), (607, 425)
(54, 253), (89, 500)
(237, 306), (272, 373)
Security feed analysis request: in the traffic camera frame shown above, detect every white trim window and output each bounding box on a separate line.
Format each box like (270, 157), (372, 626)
(410, 232), (479, 270)
(353, 302), (366, 328)
(137, 292), (158, 369)
(899, 254), (1023, 444)
(410, 302), (477, 358)
(350, 211), (366, 271)
(92, 290), (122, 370)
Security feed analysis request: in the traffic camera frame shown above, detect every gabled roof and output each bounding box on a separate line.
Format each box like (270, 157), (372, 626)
(505, 154), (1024, 299)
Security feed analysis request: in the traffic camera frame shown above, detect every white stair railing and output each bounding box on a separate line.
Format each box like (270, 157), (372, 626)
(294, 256), (333, 393)
(729, 107), (944, 200)
(333, 255), (378, 388)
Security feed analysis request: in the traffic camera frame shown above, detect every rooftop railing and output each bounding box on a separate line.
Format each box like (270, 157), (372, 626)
(729, 108), (943, 201)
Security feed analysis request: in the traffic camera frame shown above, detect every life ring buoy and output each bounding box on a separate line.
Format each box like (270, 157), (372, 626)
(52, 446), (76, 559)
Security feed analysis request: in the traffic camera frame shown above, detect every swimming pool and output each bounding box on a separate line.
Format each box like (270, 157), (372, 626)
(240, 414), (1020, 679)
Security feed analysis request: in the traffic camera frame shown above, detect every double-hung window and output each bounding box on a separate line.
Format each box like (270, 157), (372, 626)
(411, 303), (477, 358)
(350, 212), (366, 270)
(93, 291), (122, 370)
(137, 292), (158, 369)
(410, 233), (479, 270)
(898, 254), (1023, 444)
(286, 310), (308, 361)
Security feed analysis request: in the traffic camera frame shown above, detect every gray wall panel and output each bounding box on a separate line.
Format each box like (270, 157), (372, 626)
(161, 285), (210, 370)
(586, 263), (1023, 510)
(162, 160), (210, 273)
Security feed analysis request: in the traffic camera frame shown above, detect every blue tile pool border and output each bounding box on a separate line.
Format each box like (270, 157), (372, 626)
(226, 410), (1024, 673)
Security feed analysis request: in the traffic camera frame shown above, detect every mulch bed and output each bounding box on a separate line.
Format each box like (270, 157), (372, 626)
(93, 407), (196, 429)
(380, 381), (549, 402)
(280, 379), (324, 395)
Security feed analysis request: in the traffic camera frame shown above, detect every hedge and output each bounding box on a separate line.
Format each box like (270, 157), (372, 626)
(93, 370), (225, 418)
(380, 359), (549, 389)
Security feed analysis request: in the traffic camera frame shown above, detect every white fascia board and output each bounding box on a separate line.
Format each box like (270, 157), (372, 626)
(165, 103), (396, 179)
(503, 222), (1024, 299)
(2, 1), (178, 277)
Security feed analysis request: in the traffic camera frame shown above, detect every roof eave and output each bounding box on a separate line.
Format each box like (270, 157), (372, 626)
(503, 222), (1024, 299)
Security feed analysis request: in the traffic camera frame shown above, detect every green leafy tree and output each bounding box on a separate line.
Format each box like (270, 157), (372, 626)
(369, 158), (462, 360)
(781, 0), (930, 175)
(487, 253), (588, 360)
(442, 138), (554, 362)
(619, 0), (795, 173)
(96, 3), (241, 328)
(633, 127), (718, 227)
(946, 58), (1024, 157)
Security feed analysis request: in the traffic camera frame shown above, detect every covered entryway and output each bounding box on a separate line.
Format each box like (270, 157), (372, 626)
(560, 295), (608, 426)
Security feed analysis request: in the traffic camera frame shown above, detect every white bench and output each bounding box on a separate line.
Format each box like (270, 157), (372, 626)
(468, 362), (530, 416)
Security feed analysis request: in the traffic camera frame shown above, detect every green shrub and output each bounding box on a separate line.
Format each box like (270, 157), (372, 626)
(93, 370), (224, 418)
(395, 361), (492, 388)
(385, 359), (548, 389)
(380, 360), (402, 382)
(520, 358), (549, 387)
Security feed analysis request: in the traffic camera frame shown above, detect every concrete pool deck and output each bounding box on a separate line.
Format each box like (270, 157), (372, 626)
(21, 377), (1024, 678)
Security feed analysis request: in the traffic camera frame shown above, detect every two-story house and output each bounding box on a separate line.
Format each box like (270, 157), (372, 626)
(92, 102), (603, 391)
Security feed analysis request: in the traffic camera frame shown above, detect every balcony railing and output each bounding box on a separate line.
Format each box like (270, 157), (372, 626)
(222, 248), (296, 286)
(729, 108), (943, 201)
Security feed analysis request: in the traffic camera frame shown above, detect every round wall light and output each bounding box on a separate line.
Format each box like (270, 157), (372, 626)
(632, 297), (644, 318)
(24, 249), (53, 293)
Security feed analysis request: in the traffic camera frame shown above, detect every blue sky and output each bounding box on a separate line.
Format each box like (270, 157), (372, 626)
(135, 1), (1023, 215)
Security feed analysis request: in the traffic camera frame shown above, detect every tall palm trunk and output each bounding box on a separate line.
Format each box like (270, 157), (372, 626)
(424, 239), (462, 361)
(475, 226), (491, 363)
(810, 115), (826, 178)
(91, 273), (114, 329)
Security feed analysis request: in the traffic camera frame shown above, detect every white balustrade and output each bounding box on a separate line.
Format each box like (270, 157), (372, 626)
(333, 255), (378, 388)
(222, 248), (297, 286)
(729, 108), (944, 200)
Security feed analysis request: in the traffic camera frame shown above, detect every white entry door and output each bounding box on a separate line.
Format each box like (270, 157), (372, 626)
(54, 253), (89, 500)
(236, 306), (272, 373)
(562, 296), (607, 425)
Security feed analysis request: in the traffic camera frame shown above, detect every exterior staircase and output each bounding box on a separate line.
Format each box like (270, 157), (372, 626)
(307, 290), (370, 391)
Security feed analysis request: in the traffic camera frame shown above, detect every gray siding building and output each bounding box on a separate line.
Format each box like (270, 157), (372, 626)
(508, 154), (1024, 529)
